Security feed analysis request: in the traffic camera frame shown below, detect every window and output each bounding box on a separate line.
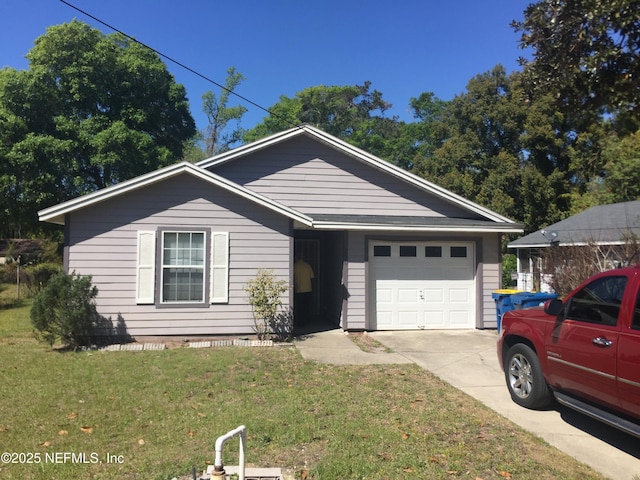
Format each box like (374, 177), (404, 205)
(450, 246), (467, 258)
(634, 289), (640, 330)
(566, 275), (627, 326)
(425, 246), (442, 258)
(373, 245), (391, 257)
(136, 229), (229, 306)
(162, 231), (206, 303)
(399, 245), (417, 257)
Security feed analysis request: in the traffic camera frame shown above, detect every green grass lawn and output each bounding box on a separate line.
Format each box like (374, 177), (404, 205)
(0, 295), (606, 479)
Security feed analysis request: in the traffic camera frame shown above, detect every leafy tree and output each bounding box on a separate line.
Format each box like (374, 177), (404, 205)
(600, 129), (640, 202)
(413, 66), (575, 232)
(514, 0), (640, 117)
(202, 66), (247, 156)
(243, 82), (434, 171)
(0, 20), (195, 237)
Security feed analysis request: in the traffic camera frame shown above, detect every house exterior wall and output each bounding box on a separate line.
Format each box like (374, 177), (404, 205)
(480, 234), (501, 329)
(210, 135), (483, 219)
(66, 173), (292, 336)
(340, 231), (502, 330)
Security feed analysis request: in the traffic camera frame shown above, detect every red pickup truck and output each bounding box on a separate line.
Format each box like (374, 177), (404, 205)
(497, 264), (640, 438)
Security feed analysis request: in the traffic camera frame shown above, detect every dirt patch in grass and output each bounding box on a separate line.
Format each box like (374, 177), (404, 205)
(347, 332), (392, 353)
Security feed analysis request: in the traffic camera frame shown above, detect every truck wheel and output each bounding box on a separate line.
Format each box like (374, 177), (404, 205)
(505, 344), (552, 409)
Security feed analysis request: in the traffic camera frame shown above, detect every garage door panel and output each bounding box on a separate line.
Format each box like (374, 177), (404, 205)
(398, 311), (420, 327)
(376, 287), (393, 303)
(376, 310), (393, 328)
(370, 241), (475, 330)
(450, 310), (471, 326)
(449, 288), (470, 303)
(423, 288), (444, 303)
(425, 312), (445, 327)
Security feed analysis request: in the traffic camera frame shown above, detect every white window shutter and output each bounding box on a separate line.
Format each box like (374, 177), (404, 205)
(210, 232), (229, 303)
(136, 231), (156, 304)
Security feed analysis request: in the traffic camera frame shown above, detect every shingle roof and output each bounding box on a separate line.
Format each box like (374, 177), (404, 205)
(508, 200), (640, 248)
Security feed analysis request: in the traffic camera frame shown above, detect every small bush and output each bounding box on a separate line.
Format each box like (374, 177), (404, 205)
(30, 271), (100, 348)
(245, 268), (290, 340)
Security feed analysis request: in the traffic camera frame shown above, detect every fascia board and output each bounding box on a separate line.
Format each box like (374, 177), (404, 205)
(39, 162), (313, 227)
(312, 221), (523, 233)
(301, 126), (517, 224)
(197, 126), (306, 169)
(198, 124), (517, 225)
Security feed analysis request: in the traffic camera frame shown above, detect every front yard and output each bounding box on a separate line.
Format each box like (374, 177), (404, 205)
(0, 294), (605, 479)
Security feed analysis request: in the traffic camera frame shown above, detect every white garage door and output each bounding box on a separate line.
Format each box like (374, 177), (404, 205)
(369, 241), (475, 330)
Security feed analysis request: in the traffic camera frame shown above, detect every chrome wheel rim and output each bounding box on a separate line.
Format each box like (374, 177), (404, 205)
(508, 353), (533, 399)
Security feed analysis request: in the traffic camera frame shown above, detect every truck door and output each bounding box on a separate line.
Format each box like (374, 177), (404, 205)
(617, 285), (640, 418)
(547, 275), (626, 410)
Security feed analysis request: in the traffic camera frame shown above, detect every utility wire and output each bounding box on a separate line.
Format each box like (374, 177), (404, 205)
(59, 0), (302, 131)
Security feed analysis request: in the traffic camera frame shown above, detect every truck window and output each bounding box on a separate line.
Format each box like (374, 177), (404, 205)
(565, 275), (627, 326)
(634, 288), (640, 330)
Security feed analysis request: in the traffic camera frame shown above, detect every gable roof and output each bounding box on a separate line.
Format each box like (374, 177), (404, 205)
(40, 126), (523, 233)
(38, 161), (313, 226)
(508, 200), (640, 248)
(197, 124), (521, 228)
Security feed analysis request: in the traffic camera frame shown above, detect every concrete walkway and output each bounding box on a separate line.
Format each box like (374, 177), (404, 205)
(294, 329), (640, 480)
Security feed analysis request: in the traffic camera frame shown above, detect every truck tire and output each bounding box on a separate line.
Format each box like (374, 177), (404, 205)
(505, 344), (552, 409)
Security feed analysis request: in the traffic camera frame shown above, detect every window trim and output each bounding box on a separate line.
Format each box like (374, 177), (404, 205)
(157, 228), (211, 308)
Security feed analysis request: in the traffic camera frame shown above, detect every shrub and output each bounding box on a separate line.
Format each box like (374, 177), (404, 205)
(245, 269), (290, 340)
(30, 271), (100, 348)
(23, 262), (62, 294)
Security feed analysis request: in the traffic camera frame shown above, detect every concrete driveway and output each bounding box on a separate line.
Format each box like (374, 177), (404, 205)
(369, 330), (640, 480)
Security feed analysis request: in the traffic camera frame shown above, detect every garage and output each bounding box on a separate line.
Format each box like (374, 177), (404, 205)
(369, 241), (476, 330)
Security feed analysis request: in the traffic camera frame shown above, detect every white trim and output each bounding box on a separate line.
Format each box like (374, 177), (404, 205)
(39, 162), (313, 227)
(310, 220), (522, 233)
(200, 125), (518, 225)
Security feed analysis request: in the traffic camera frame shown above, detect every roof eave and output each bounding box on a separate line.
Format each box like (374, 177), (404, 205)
(311, 221), (523, 233)
(38, 162), (314, 227)
(200, 125), (519, 227)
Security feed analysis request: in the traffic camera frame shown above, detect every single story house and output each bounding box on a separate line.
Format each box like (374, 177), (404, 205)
(508, 200), (640, 291)
(39, 125), (522, 336)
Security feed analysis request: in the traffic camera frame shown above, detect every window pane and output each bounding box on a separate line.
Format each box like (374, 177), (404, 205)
(399, 246), (417, 257)
(567, 276), (627, 326)
(161, 231), (206, 303)
(163, 232), (204, 266)
(425, 246), (442, 258)
(373, 245), (391, 257)
(450, 246), (467, 258)
(162, 268), (204, 302)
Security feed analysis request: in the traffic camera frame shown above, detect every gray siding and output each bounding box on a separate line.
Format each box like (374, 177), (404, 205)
(344, 231), (368, 330)
(211, 135), (483, 219)
(67, 173), (292, 336)
(480, 234), (501, 329)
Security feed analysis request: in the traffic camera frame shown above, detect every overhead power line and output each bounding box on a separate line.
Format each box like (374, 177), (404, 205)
(59, 0), (301, 131)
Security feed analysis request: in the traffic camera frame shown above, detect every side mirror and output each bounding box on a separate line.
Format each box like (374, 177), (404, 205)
(544, 298), (563, 316)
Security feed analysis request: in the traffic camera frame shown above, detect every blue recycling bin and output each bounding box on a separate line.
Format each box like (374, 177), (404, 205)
(492, 289), (521, 332)
(511, 291), (558, 310)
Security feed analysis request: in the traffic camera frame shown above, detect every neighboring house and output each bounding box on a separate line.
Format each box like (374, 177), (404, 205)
(508, 200), (640, 292)
(0, 239), (43, 264)
(39, 125), (522, 337)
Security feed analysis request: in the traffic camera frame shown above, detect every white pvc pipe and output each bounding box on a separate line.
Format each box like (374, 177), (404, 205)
(213, 425), (246, 479)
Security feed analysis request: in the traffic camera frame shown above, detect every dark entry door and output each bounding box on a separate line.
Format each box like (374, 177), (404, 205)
(294, 238), (320, 315)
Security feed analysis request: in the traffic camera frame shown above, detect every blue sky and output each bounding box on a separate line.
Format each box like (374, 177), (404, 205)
(1, 0), (531, 132)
